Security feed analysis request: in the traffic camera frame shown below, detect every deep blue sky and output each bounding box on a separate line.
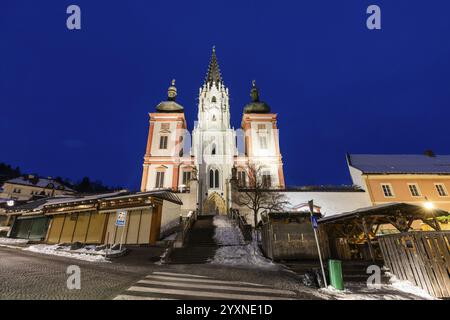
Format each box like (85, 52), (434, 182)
(1, 1), (450, 190)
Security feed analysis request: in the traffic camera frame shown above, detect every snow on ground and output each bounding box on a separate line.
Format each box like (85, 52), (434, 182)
(0, 238), (29, 245)
(315, 273), (436, 300)
(385, 272), (435, 300)
(23, 244), (123, 263)
(212, 215), (244, 245)
(210, 216), (279, 269)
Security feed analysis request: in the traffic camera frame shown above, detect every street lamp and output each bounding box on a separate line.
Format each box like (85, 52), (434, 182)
(423, 196), (434, 210)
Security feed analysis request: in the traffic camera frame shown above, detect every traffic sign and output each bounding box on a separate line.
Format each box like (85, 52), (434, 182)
(116, 211), (127, 227)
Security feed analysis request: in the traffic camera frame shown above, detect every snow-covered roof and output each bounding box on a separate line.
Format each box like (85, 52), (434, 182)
(44, 191), (127, 207)
(319, 202), (448, 224)
(5, 176), (75, 191)
(347, 154), (450, 174)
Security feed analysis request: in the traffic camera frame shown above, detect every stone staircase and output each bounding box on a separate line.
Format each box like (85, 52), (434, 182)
(167, 215), (219, 264)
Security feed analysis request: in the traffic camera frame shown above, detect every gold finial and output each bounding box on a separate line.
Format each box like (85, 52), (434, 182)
(212, 45), (216, 52)
(252, 80), (256, 87)
(168, 79), (177, 100)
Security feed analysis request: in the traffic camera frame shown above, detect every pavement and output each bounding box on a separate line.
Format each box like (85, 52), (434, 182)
(0, 246), (320, 300)
(0, 245), (432, 300)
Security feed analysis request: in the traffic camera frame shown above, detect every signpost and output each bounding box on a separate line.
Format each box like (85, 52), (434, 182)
(308, 200), (328, 288)
(116, 211), (127, 251)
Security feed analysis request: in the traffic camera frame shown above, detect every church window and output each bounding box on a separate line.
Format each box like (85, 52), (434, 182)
(212, 115), (216, 122)
(182, 171), (191, 185)
(209, 169), (220, 188)
(238, 171), (246, 187)
(259, 135), (268, 149)
(155, 172), (165, 188)
(211, 143), (216, 155)
(159, 136), (168, 149)
(262, 172), (271, 188)
(212, 96), (217, 103)
(215, 170), (219, 188)
(257, 124), (266, 130)
(209, 170), (214, 188)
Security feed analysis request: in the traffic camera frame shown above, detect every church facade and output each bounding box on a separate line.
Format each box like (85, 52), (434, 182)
(140, 48), (285, 214)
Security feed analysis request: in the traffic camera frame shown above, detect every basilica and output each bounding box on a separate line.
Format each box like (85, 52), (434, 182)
(140, 48), (285, 213)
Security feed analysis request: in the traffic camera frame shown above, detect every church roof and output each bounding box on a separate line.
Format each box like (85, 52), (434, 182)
(204, 46), (223, 85)
(156, 79), (184, 113)
(243, 80), (271, 114)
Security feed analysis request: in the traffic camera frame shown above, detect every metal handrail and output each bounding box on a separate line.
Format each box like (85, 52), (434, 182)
(229, 209), (253, 242)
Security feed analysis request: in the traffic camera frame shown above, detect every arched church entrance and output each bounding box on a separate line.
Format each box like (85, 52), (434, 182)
(203, 192), (226, 215)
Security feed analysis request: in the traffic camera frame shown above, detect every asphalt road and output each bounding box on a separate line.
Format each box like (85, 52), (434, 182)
(0, 246), (319, 300)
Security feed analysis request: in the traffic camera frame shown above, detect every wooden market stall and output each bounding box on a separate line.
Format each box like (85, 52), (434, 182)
(319, 202), (448, 261)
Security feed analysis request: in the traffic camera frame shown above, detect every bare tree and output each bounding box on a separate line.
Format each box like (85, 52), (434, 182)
(233, 164), (289, 227)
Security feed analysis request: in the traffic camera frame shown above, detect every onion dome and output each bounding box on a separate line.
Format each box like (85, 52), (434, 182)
(156, 79), (184, 113)
(243, 80), (271, 114)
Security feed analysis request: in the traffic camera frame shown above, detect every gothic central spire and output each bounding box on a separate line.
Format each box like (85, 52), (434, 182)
(205, 46), (223, 85)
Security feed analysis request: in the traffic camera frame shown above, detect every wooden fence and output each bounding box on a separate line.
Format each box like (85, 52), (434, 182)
(378, 231), (450, 298)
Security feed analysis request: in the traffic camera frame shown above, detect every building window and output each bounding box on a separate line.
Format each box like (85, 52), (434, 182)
(257, 124), (266, 130)
(212, 96), (217, 103)
(159, 136), (168, 149)
(435, 183), (448, 197)
(238, 171), (246, 187)
(211, 143), (216, 155)
(182, 171), (191, 185)
(381, 184), (394, 197)
(259, 135), (268, 149)
(209, 169), (219, 188)
(155, 172), (165, 188)
(13, 188), (21, 194)
(262, 172), (271, 188)
(408, 184), (421, 197)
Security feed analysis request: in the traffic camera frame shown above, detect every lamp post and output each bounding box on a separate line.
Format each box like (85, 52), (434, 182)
(423, 196), (441, 231)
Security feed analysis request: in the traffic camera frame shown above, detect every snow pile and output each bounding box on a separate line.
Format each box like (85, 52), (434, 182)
(385, 272), (435, 300)
(316, 273), (436, 300)
(213, 215), (244, 245)
(210, 216), (277, 269)
(0, 238), (29, 245)
(24, 244), (119, 263)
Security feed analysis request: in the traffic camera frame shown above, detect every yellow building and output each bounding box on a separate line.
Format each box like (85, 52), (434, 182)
(0, 175), (75, 201)
(347, 153), (450, 230)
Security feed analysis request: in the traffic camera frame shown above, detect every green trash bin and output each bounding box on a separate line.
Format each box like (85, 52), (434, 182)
(328, 259), (344, 290)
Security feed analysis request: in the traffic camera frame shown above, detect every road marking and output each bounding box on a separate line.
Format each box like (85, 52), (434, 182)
(145, 275), (267, 287)
(114, 294), (175, 300)
(152, 271), (210, 278)
(127, 286), (293, 300)
(137, 279), (296, 295)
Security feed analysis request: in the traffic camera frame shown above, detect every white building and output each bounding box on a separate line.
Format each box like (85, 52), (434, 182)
(140, 48), (285, 214)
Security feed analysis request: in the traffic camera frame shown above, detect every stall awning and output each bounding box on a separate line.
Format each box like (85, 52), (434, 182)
(319, 202), (448, 225)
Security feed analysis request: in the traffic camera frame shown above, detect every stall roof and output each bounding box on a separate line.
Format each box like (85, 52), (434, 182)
(101, 190), (183, 205)
(43, 189), (183, 208)
(319, 202), (448, 224)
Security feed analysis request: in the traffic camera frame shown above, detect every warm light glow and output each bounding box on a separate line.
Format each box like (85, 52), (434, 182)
(424, 201), (434, 210)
